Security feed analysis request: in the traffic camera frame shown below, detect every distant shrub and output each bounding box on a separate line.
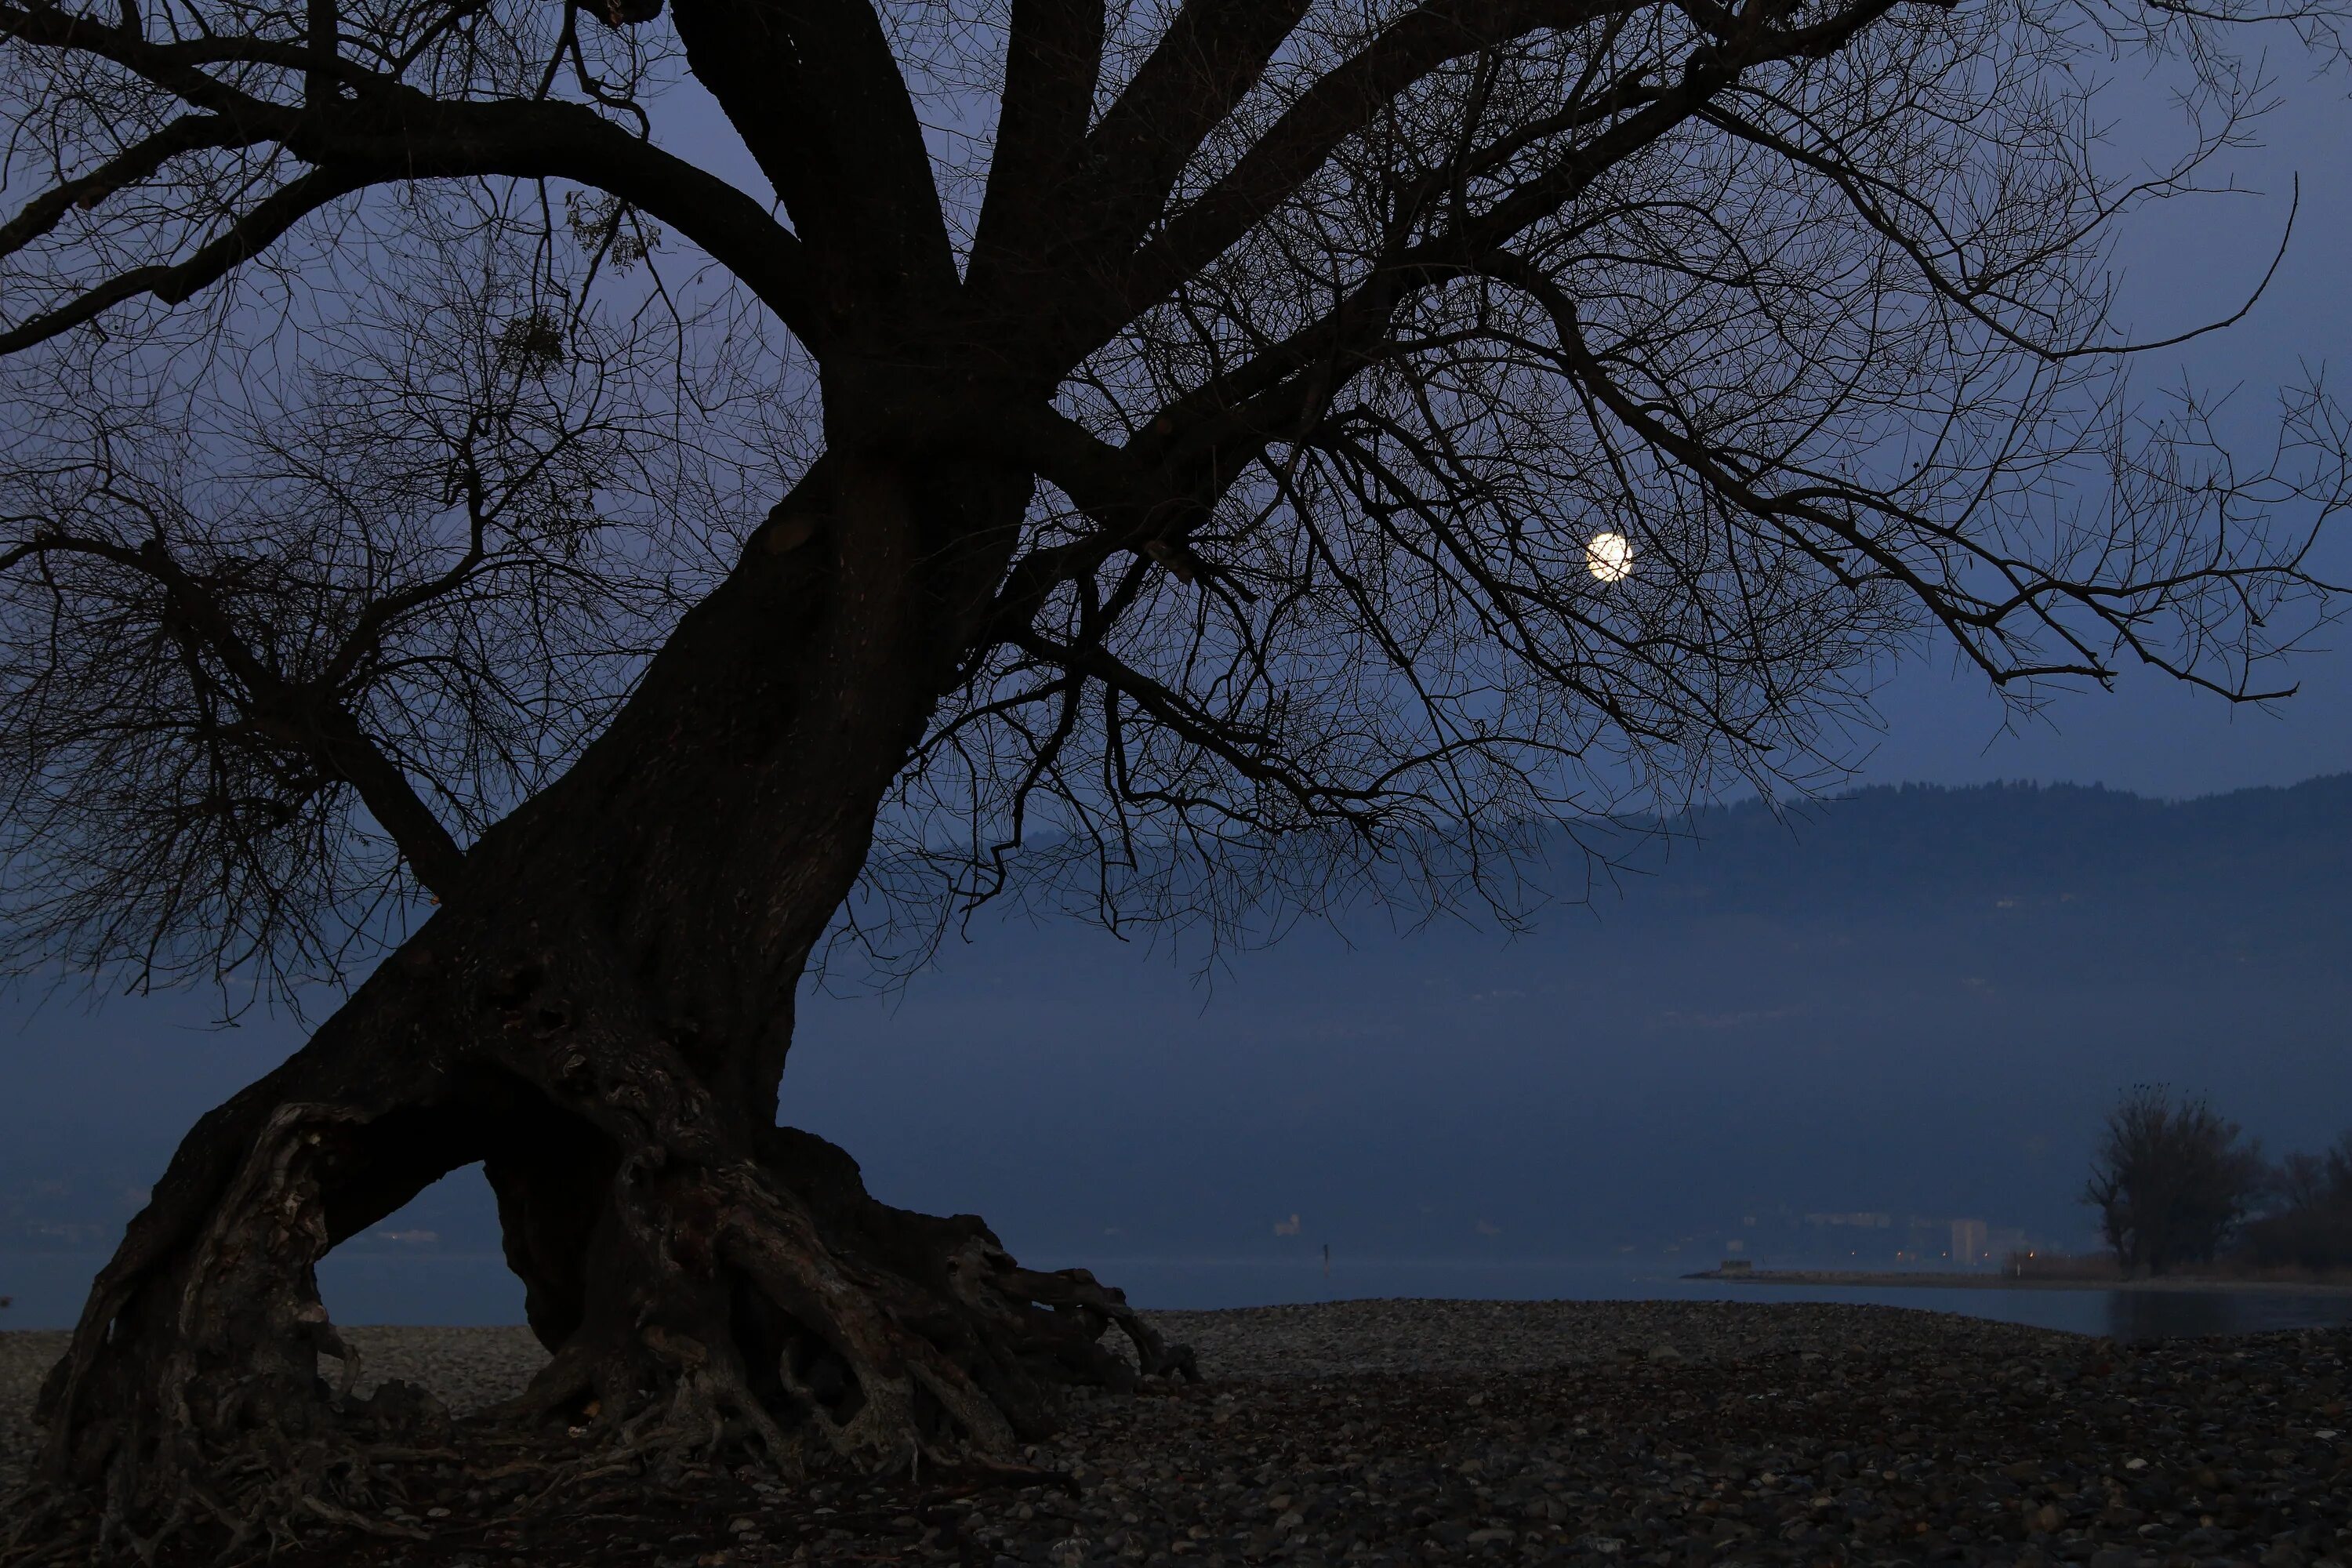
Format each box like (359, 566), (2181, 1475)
(2240, 1133), (2352, 1271)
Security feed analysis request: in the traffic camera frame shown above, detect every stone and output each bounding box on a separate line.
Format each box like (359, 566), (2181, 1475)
(11, 1300), (2347, 1568)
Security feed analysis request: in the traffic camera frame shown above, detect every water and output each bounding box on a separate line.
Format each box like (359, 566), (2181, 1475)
(0, 1252), (527, 1330)
(5, 1251), (2349, 1341)
(1076, 1257), (2352, 1340)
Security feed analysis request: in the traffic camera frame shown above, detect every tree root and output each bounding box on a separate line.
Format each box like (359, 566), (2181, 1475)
(2, 1424), (452, 1568)
(11, 1093), (1193, 1566)
(473, 1140), (1198, 1504)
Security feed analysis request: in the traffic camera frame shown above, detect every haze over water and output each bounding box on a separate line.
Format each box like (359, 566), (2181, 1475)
(5, 777), (2349, 1338)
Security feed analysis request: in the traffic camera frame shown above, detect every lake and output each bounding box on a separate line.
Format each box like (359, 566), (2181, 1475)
(1071, 1256), (2352, 1340)
(5, 1251), (2350, 1341)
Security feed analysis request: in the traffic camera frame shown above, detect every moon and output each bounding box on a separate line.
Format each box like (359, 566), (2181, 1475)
(1585, 530), (1635, 583)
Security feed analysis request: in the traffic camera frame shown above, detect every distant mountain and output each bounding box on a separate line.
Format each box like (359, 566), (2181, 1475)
(1583, 773), (2352, 981)
(1642, 773), (2352, 918)
(6, 776), (2349, 1315)
(784, 775), (2352, 1268)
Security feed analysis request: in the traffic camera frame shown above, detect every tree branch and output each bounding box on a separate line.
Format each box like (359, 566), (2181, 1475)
(967, 0), (1107, 302)
(0, 166), (373, 356)
(1, 532), (470, 897)
(1095, 0), (1608, 351)
(1474, 246), (2315, 700)
(1008, 624), (1383, 823)
(0, 6), (823, 350)
(1076, 0), (1312, 252)
(0, 114), (249, 262)
(670, 0), (960, 318)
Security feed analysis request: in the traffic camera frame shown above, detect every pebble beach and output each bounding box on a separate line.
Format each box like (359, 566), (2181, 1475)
(5, 1298), (2350, 1566)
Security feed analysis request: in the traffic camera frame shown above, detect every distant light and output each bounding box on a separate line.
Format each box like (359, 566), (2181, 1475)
(1586, 531), (1634, 583)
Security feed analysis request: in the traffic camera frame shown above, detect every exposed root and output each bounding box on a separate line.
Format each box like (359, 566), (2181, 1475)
(0, 1486), (79, 1568)
(2, 1422), (455, 1568)
(289, 1489), (430, 1542)
(12, 1098), (1194, 1565)
(6, 1100), (478, 1568)
(987, 1253), (1202, 1386)
(468, 1127), (1199, 1504)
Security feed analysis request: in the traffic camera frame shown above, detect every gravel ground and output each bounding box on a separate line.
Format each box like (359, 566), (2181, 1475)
(0, 1328), (64, 1495)
(0, 1324), (552, 1494)
(6, 1299), (2350, 1566)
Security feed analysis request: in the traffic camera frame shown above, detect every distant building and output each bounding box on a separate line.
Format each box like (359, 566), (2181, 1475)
(1951, 1218), (1990, 1265)
(1273, 1213), (1301, 1236)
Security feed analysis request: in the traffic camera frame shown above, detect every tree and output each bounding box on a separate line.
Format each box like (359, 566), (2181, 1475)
(2, 0), (2347, 1553)
(2242, 1132), (2352, 1270)
(2083, 1085), (2266, 1276)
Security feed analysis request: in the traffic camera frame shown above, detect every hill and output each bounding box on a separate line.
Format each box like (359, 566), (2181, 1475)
(5, 776), (2348, 1308)
(780, 775), (2352, 1265)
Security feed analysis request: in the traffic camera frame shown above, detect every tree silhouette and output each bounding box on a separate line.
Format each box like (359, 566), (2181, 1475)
(2, 0), (2347, 1553)
(2244, 1131), (2352, 1270)
(2084, 1085), (2266, 1276)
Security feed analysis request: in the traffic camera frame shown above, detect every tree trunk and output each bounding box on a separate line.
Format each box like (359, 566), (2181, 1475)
(13, 449), (1194, 1561)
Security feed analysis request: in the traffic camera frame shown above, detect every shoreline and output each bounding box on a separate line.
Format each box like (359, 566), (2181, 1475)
(1685, 1266), (2352, 1294)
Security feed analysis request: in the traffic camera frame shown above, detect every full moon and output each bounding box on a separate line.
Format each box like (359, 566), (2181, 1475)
(1585, 530), (1635, 583)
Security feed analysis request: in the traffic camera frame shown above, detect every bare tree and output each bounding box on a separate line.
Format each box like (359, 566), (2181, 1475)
(1, 0), (2347, 1554)
(2084, 1084), (2266, 1276)
(2243, 1131), (2352, 1271)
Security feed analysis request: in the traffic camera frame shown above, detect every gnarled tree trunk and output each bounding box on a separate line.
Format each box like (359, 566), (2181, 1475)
(13, 449), (1194, 1562)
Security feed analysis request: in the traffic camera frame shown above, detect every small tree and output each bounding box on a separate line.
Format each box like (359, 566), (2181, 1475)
(2084, 1085), (2263, 1276)
(2241, 1133), (2352, 1271)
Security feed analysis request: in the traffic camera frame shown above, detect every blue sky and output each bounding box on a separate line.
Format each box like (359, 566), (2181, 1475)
(1853, 52), (2352, 797)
